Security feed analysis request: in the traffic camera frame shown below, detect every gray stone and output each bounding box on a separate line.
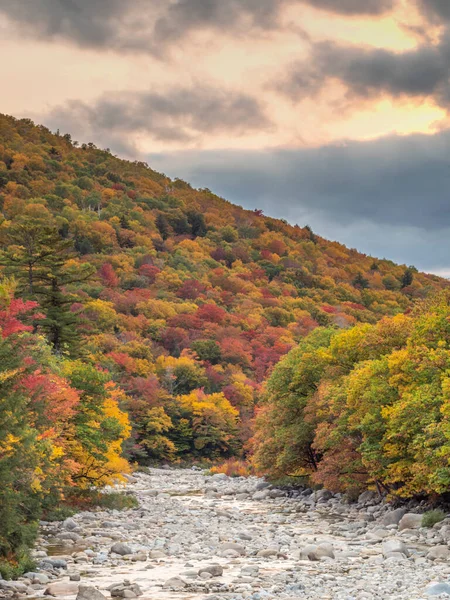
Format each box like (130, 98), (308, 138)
(163, 577), (187, 590)
(111, 542), (133, 556)
(63, 517), (78, 530)
(198, 565), (223, 577)
(76, 584), (107, 600)
(382, 539), (409, 558)
(256, 548), (278, 558)
(252, 490), (270, 501)
(219, 542), (246, 555)
(358, 491), (379, 505)
(425, 582), (450, 596)
(398, 513), (423, 531)
(427, 545), (450, 561)
(45, 582), (80, 596)
(381, 508), (406, 527)
(41, 558), (68, 569)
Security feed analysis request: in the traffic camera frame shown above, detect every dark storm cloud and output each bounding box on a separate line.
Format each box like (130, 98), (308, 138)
(298, 0), (394, 15)
(418, 0), (450, 23)
(149, 128), (450, 232)
(0, 0), (395, 53)
(278, 30), (450, 109)
(147, 128), (450, 270)
(42, 87), (271, 148)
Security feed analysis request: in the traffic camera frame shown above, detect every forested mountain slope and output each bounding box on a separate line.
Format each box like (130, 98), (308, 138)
(0, 112), (448, 466)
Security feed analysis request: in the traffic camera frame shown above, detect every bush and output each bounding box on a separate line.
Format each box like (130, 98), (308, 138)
(61, 489), (139, 512)
(0, 553), (35, 580)
(210, 459), (251, 478)
(422, 509), (446, 528)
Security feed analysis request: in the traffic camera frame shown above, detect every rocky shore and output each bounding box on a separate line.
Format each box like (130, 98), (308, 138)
(2, 468), (450, 600)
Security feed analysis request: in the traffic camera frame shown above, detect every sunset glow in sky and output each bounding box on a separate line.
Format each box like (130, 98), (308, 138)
(1, 0), (450, 273)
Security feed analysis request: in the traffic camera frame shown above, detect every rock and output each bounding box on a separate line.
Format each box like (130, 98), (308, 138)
(149, 550), (165, 559)
(57, 531), (82, 542)
(219, 542), (246, 555)
(123, 474), (138, 483)
(41, 558), (68, 569)
(398, 513), (423, 531)
(111, 542), (133, 556)
(45, 582), (80, 596)
(76, 584), (107, 600)
(425, 582), (450, 596)
(299, 544), (334, 561)
(24, 572), (49, 584)
(63, 517), (78, 530)
(110, 582), (143, 598)
(69, 572), (81, 582)
(382, 539), (409, 558)
(316, 489), (333, 502)
(163, 577), (187, 590)
(257, 548), (278, 557)
(358, 490), (379, 505)
(198, 565), (223, 577)
(211, 473), (228, 481)
(252, 490), (270, 501)
(381, 508), (406, 527)
(427, 545), (450, 561)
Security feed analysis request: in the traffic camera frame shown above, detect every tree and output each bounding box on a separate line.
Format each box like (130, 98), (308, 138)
(352, 272), (369, 289)
(0, 215), (72, 295)
(187, 210), (207, 237)
(156, 213), (170, 240)
(401, 268), (414, 289)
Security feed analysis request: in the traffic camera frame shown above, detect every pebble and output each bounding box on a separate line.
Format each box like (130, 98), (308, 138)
(17, 468), (450, 600)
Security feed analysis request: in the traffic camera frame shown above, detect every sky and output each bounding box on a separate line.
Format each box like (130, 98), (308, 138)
(1, 0), (450, 274)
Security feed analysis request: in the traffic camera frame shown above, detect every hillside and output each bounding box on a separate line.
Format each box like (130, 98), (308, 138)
(0, 112), (448, 462)
(1, 113), (449, 567)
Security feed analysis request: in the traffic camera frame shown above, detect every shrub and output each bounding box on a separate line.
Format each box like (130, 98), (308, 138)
(210, 459), (251, 478)
(422, 509), (446, 528)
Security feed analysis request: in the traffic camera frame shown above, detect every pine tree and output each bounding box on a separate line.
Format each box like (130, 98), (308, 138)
(1, 218), (94, 355)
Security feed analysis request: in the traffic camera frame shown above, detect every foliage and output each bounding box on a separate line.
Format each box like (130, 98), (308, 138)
(253, 295), (450, 498)
(0, 114), (449, 564)
(210, 459), (251, 477)
(422, 510), (446, 528)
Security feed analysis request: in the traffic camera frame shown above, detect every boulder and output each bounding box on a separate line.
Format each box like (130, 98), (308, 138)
(425, 582), (450, 596)
(427, 545), (450, 561)
(45, 583), (80, 597)
(76, 585), (107, 600)
(358, 491), (379, 505)
(219, 542), (246, 556)
(111, 542), (133, 556)
(382, 539), (409, 558)
(163, 577), (187, 590)
(257, 548), (279, 558)
(63, 517), (78, 531)
(398, 513), (423, 531)
(299, 543), (335, 561)
(381, 508), (406, 527)
(110, 581), (142, 598)
(316, 490), (333, 502)
(198, 565), (223, 577)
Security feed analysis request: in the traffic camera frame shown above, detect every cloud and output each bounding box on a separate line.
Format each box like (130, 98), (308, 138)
(40, 86), (271, 151)
(418, 0), (450, 23)
(147, 127), (450, 270)
(277, 29), (450, 111)
(298, 0), (394, 15)
(0, 0), (396, 53)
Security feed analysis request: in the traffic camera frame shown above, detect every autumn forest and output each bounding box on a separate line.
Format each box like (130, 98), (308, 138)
(1, 114), (450, 571)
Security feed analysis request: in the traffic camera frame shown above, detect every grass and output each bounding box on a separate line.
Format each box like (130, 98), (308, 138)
(422, 509), (446, 528)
